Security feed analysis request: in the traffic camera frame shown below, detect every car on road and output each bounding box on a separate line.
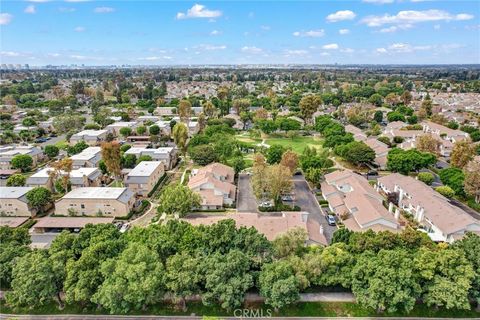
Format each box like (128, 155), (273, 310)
(325, 214), (336, 226)
(35, 138), (48, 143)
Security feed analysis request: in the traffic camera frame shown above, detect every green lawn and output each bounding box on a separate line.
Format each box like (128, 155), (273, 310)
(1, 300), (479, 318)
(235, 134), (324, 154)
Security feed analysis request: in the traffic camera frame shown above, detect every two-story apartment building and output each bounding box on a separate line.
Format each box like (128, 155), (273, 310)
(188, 163), (236, 210)
(124, 147), (177, 170)
(0, 145), (43, 170)
(377, 173), (480, 242)
(26, 167), (101, 190)
(124, 161), (164, 196)
(106, 121), (138, 136)
(0, 187), (35, 216)
(421, 121), (470, 157)
(322, 170), (400, 232)
(55, 187), (136, 218)
(70, 130), (108, 146)
(70, 147), (102, 168)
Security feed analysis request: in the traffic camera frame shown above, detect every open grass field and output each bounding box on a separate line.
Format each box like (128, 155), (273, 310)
(235, 134), (324, 154)
(1, 300), (479, 318)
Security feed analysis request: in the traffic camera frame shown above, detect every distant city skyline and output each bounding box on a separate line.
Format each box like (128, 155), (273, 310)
(1, 0), (479, 65)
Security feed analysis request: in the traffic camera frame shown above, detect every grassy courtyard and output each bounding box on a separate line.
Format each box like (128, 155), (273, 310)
(236, 134), (324, 154)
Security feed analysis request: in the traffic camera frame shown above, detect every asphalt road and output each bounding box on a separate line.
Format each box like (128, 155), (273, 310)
(30, 233), (59, 249)
(237, 173), (258, 213)
(292, 174), (336, 244)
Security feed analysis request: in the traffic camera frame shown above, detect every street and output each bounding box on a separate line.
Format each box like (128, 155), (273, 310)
(237, 173), (258, 213)
(292, 174), (336, 244)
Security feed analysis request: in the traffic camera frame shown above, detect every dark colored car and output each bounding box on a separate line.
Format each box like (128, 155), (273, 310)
(326, 214), (336, 226)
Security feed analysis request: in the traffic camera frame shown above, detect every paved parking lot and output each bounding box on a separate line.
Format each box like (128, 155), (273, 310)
(292, 174), (336, 244)
(237, 173), (258, 212)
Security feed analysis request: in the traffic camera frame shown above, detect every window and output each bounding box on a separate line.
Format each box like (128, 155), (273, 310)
(81, 204), (85, 209)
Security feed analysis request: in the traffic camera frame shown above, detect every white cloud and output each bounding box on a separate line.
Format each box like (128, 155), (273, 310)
(65, 0), (92, 2)
(241, 46), (263, 54)
(0, 51), (21, 57)
(210, 30), (221, 36)
(339, 29), (350, 35)
(361, 10), (474, 27)
(194, 44), (227, 51)
(94, 7), (115, 13)
(260, 25), (271, 31)
(322, 43), (339, 50)
(176, 4), (222, 20)
(292, 29), (325, 37)
(284, 49), (309, 56)
(74, 26), (86, 32)
(376, 48), (388, 53)
(139, 56), (172, 61)
(48, 53), (61, 57)
(362, 0), (394, 4)
(27, 0), (51, 2)
(24, 5), (36, 14)
(434, 24), (441, 30)
(0, 13), (13, 25)
(326, 10), (356, 22)
(340, 48), (355, 53)
(320, 52), (330, 56)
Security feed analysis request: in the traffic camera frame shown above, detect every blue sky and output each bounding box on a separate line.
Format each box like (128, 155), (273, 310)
(1, 0), (479, 65)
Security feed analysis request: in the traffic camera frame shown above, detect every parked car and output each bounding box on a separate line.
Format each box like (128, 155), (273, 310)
(281, 194), (295, 201)
(119, 224), (130, 233)
(325, 214), (336, 226)
(260, 201), (273, 208)
(367, 170), (378, 176)
(35, 138), (47, 143)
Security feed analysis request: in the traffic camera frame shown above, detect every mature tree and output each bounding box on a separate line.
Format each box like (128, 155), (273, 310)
(165, 253), (202, 310)
(93, 107), (113, 127)
(451, 140), (476, 169)
(149, 124), (160, 136)
(352, 249), (421, 313)
(203, 100), (217, 118)
(415, 247), (474, 310)
(416, 134), (442, 155)
(202, 250), (253, 310)
(335, 141), (375, 166)
(26, 187), (52, 214)
(369, 94), (383, 107)
(439, 167), (465, 196)
(386, 148), (436, 175)
(51, 158), (73, 193)
(92, 243), (165, 314)
(232, 98), (250, 115)
(266, 144), (286, 165)
(11, 154), (33, 172)
(0, 227), (31, 289)
(157, 184), (201, 218)
(299, 95), (322, 124)
(266, 164), (293, 207)
(67, 141), (89, 156)
(6, 174), (26, 186)
(190, 145), (218, 165)
(53, 115), (85, 134)
(387, 111), (406, 123)
(198, 112), (206, 132)
(178, 100), (192, 123)
(454, 233), (480, 306)
(252, 153), (268, 200)
(119, 127), (132, 138)
(464, 160), (480, 203)
(373, 110), (383, 123)
(101, 142), (122, 181)
(256, 119), (278, 134)
(420, 99), (433, 118)
(44, 145), (59, 159)
(172, 123), (189, 158)
(135, 126), (146, 135)
(401, 91), (413, 105)
(276, 118), (302, 132)
(136, 155), (153, 164)
(272, 227), (307, 259)
(231, 156), (245, 175)
(309, 243), (355, 288)
(122, 154), (137, 169)
(259, 260), (300, 311)
(280, 150), (299, 173)
(6, 251), (58, 309)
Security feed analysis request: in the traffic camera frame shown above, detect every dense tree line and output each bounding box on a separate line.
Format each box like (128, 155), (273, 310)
(2, 223), (479, 314)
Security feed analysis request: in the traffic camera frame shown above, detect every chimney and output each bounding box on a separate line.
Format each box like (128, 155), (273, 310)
(394, 208), (400, 220)
(319, 225), (324, 235)
(388, 202), (394, 213)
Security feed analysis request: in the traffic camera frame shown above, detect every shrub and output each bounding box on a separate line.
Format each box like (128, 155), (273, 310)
(417, 172), (434, 185)
(435, 186), (455, 198)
